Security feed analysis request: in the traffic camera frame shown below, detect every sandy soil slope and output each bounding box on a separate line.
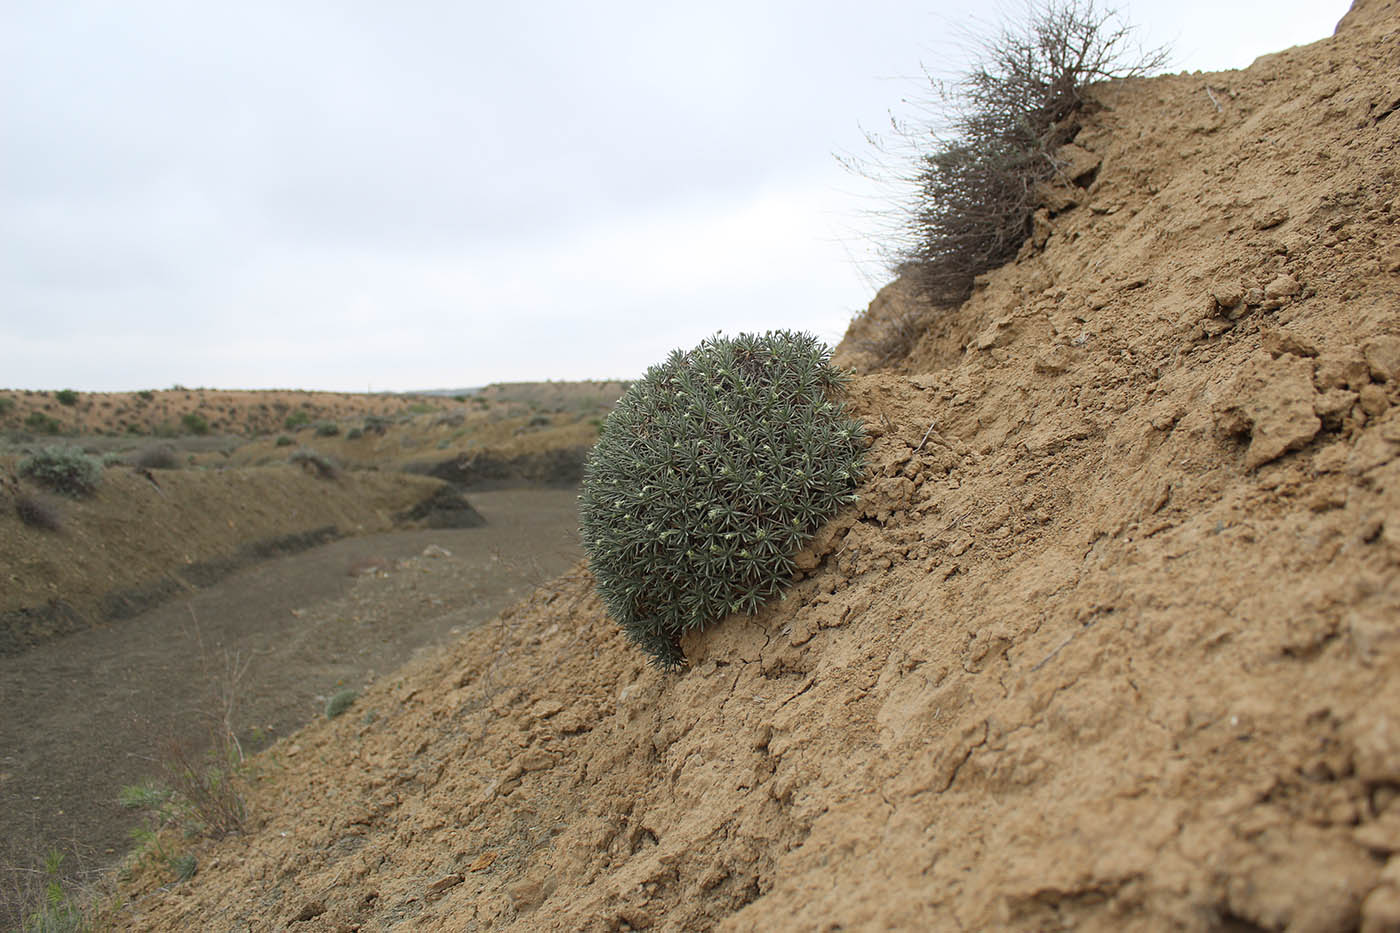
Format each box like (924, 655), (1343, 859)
(111, 3), (1400, 930)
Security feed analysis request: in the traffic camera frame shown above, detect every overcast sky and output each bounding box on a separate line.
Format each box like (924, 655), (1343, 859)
(3, 1), (1352, 392)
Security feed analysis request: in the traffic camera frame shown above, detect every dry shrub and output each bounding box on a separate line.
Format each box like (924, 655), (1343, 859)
(288, 447), (342, 480)
(860, 1), (1166, 308)
(15, 492), (62, 531)
(134, 444), (181, 470)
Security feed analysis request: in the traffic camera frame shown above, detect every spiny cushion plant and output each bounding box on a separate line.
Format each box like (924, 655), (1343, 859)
(579, 331), (865, 669)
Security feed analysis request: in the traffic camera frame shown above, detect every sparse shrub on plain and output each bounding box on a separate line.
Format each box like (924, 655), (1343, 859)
(362, 415), (393, 436)
(14, 492), (62, 531)
(0, 397), (15, 415)
(181, 412), (210, 435)
(100, 452), (126, 467)
(274, 435), (294, 447)
(19, 447), (102, 498)
(289, 447), (341, 480)
(54, 389), (79, 407)
(579, 331), (865, 669)
(345, 427), (364, 440)
(314, 420), (339, 437)
(864, 1), (1164, 308)
(136, 390), (155, 402)
(135, 444), (181, 470)
(283, 410), (311, 430)
(24, 411), (63, 435)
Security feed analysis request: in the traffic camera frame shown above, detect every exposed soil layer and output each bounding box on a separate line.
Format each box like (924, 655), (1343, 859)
(406, 446), (592, 491)
(1, 464), (449, 651)
(0, 489), (582, 927)
(100, 3), (1400, 930)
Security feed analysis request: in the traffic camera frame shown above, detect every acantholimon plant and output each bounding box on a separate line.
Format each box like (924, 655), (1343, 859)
(579, 331), (865, 669)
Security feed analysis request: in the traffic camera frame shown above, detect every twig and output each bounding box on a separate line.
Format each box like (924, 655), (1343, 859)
(1203, 85), (1222, 113)
(914, 420), (938, 453)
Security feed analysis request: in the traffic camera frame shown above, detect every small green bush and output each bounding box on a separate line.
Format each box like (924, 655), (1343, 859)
(19, 446), (103, 497)
(284, 410), (311, 430)
(181, 412), (210, 435)
(25, 411), (63, 435)
(579, 331), (864, 669)
(136, 390), (155, 402)
(54, 389), (79, 407)
(0, 396), (15, 415)
(274, 435), (294, 447)
(345, 427), (364, 440)
(314, 420), (340, 437)
(362, 415), (393, 436)
(325, 689), (358, 719)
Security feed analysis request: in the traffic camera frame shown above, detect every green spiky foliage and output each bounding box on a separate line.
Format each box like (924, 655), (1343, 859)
(579, 331), (865, 669)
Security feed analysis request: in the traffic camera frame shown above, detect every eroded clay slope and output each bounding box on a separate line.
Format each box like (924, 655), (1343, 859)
(115, 3), (1400, 930)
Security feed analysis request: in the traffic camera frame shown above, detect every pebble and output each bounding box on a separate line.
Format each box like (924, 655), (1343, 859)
(426, 873), (464, 897)
(1355, 702), (1400, 784)
(1360, 384), (1391, 417)
(1264, 273), (1302, 300)
(1262, 327), (1319, 358)
(1364, 336), (1400, 383)
(1211, 282), (1245, 309)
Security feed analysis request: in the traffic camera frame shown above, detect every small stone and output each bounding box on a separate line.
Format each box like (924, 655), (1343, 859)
(1211, 282), (1246, 308)
(1033, 345), (1073, 375)
(1244, 287), (1266, 307)
(1264, 274), (1302, 300)
(1315, 389), (1359, 422)
(421, 544), (452, 558)
(1383, 246), (1400, 275)
(1262, 327), (1319, 358)
(618, 908), (656, 930)
(1213, 353), (1321, 469)
(1355, 699), (1400, 784)
(1054, 142), (1101, 184)
(1313, 442), (1351, 473)
(467, 851), (498, 872)
(517, 749), (557, 772)
(1361, 384), (1392, 417)
(426, 874), (464, 897)
(1253, 206), (1290, 229)
(1364, 336), (1400, 382)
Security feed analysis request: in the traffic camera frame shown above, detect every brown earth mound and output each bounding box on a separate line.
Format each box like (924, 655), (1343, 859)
(111, 4), (1400, 930)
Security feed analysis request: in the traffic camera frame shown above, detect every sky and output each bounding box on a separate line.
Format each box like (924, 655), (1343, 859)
(2, 1), (1353, 392)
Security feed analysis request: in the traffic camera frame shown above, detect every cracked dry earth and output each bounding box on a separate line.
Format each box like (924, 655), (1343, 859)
(114, 2), (1400, 930)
